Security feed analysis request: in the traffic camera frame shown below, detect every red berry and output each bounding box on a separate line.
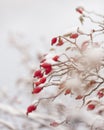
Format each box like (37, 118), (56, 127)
(45, 67), (52, 74)
(75, 95), (83, 100)
(41, 63), (51, 68)
(97, 91), (103, 98)
(32, 87), (43, 94)
(64, 89), (71, 95)
(52, 55), (59, 61)
(34, 70), (43, 78)
(87, 104), (95, 110)
(70, 33), (79, 39)
(26, 105), (37, 115)
(76, 7), (84, 14)
(41, 63), (52, 74)
(34, 82), (40, 86)
(51, 37), (57, 45)
(39, 77), (46, 84)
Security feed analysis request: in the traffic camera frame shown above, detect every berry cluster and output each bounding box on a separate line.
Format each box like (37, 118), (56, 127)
(26, 7), (104, 129)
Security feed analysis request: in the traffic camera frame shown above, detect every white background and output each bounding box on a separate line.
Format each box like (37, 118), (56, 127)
(0, 0), (104, 107)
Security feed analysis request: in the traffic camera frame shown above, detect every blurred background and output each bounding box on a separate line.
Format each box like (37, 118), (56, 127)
(0, 0), (104, 130)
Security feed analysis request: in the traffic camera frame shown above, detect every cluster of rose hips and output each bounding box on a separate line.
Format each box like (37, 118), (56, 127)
(26, 34), (80, 115)
(26, 6), (104, 121)
(26, 31), (81, 113)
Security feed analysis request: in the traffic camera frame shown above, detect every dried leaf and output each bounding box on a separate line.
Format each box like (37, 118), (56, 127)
(63, 33), (71, 37)
(79, 16), (84, 24)
(65, 47), (71, 51)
